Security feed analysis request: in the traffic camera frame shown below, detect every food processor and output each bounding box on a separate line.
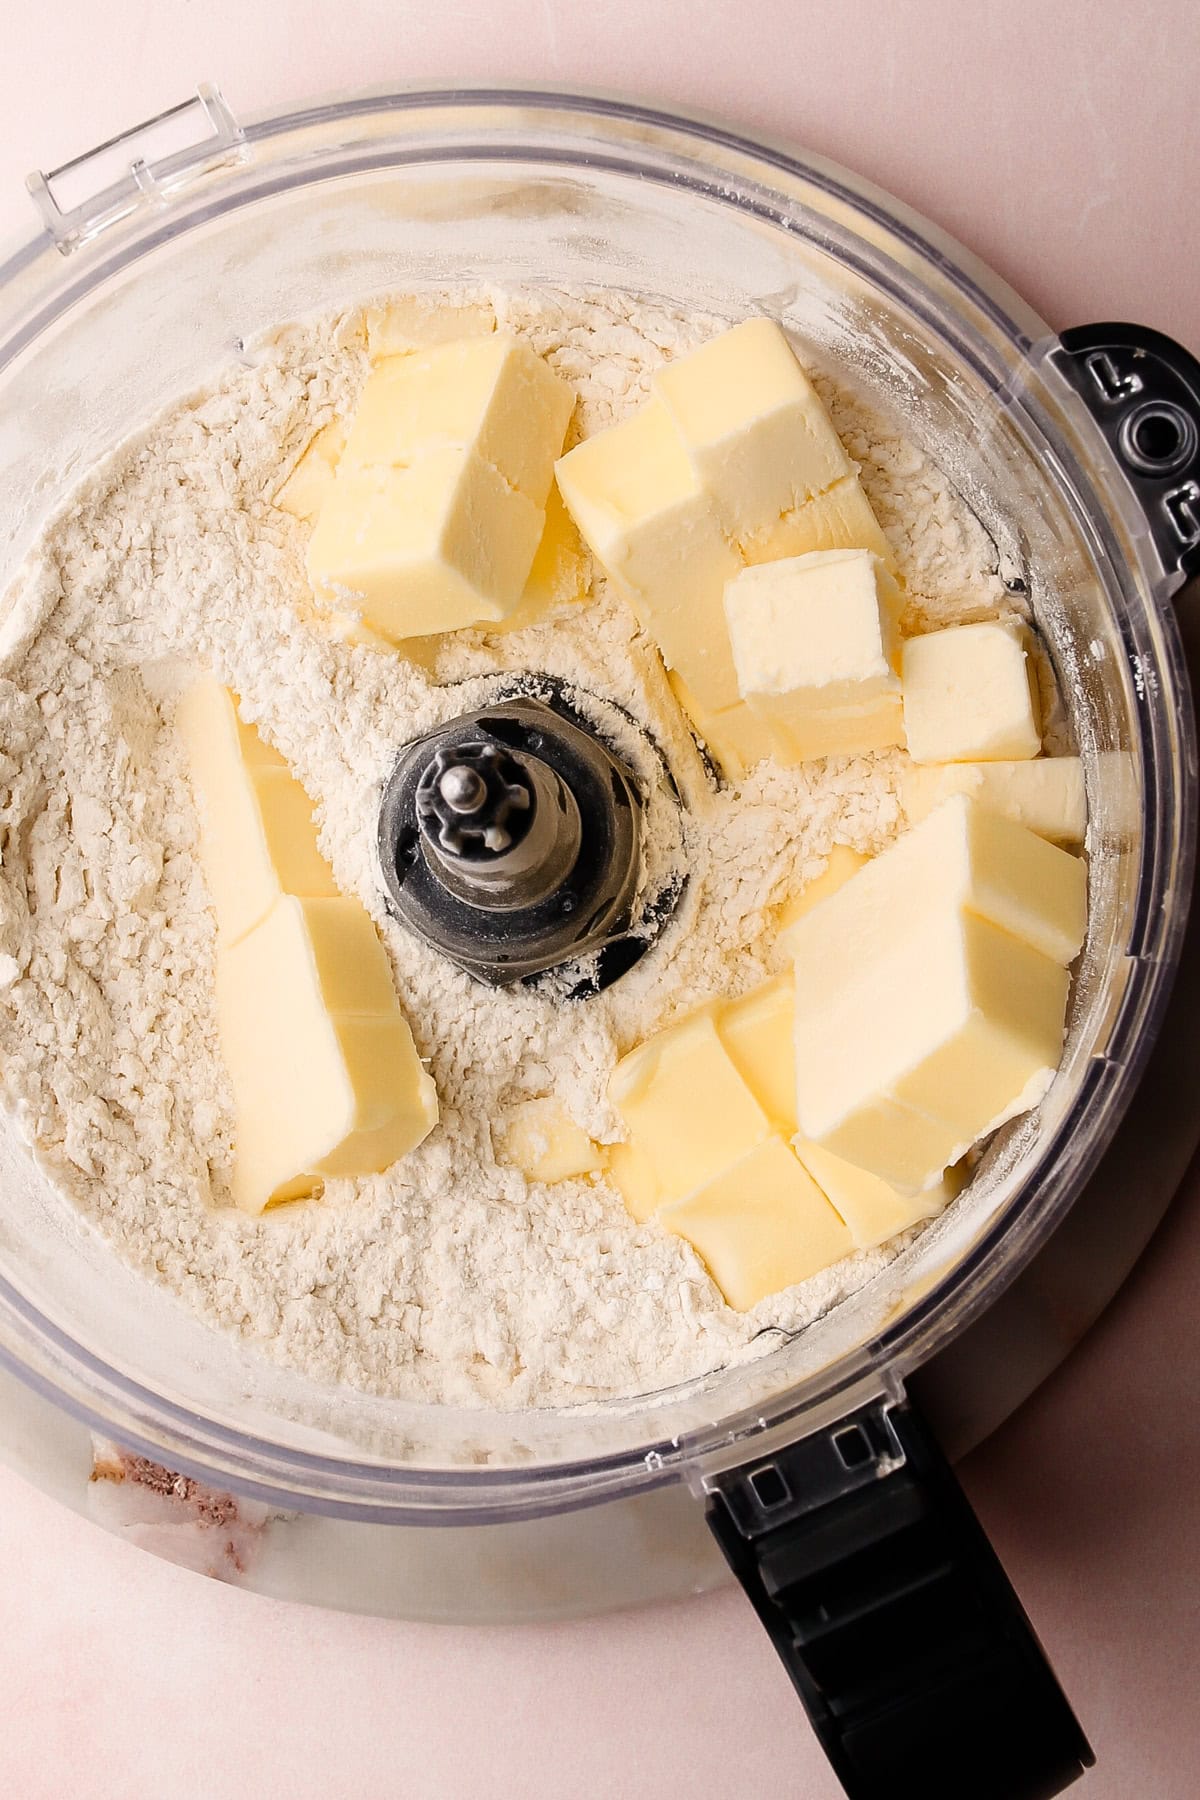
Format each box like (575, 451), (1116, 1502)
(1, 82), (1198, 1799)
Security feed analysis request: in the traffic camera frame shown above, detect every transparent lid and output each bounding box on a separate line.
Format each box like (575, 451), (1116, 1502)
(0, 89), (1191, 1518)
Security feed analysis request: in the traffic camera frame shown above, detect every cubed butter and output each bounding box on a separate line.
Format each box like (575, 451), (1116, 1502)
(276, 420), (348, 523)
(668, 672), (781, 779)
(339, 335), (573, 506)
(216, 896), (438, 1213)
(496, 1097), (606, 1184)
(739, 475), (898, 576)
(718, 974), (797, 1135)
(608, 1008), (770, 1206)
(609, 1137), (663, 1224)
(899, 756), (1086, 845)
(652, 319), (851, 538)
(658, 1136), (854, 1310)
(555, 399), (743, 709)
(795, 906), (1069, 1189)
(725, 550), (905, 763)
(795, 1139), (962, 1250)
(176, 680), (339, 945)
(903, 620), (1042, 763)
(307, 449), (544, 639)
(776, 846), (870, 932)
(781, 794), (1087, 973)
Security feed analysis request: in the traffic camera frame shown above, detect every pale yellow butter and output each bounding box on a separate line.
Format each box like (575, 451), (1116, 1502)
(794, 1139), (962, 1250)
(609, 1008), (770, 1206)
(652, 318), (852, 537)
(725, 550), (905, 764)
(903, 620), (1042, 763)
(658, 1135), (854, 1311)
(668, 672), (781, 779)
(608, 1137), (663, 1224)
(739, 475), (898, 576)
(216, 896), (438, 1213)
(340, 336), (573, 506)
(364, 296), (496, 360)
(496, 1098), (606, 1184)
(481, 488), (591, 634)
(176, 680), (339, 945)
(555, 399), (743, 710)
(781, 794), (1087, 973)
(899, 756), (1086, 845)
(308, 449), (544, 639)
(776, 846), (870, 932)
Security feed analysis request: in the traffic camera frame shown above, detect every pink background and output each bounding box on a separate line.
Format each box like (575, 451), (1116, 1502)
(2, 6), (1199, 1795)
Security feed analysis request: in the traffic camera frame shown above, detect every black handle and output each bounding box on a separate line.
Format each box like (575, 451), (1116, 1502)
(706, 1398), (1093, 1800)
(1049, 322), (1200, 585)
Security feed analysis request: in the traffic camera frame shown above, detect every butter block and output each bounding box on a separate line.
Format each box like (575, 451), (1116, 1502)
(307, 449), (544, 639)
(796, 1139), (961, 1250)
(725, 550), (905, 763)
(340, 335), (574, 506)
(668, 672), (781, 779)
(781, 794), (1087, 974)
(739, 475), (897, 575)
(777, 846), (869, 931)
(496, 1098), (606, 1184)
(217, 896), (438, 1213)
(176, 680), (339, 945)
(276, 420), (348, 523)
(795, 905), (1069, 1190)
(719, 974), (797, 1135)
(658, 1136), (854, 1310)
(609, 1008), (770, 1206)
(364, 296), (496, 359)
(653, 319), (852, 537)
(555, 399), (743, 709)
(903, 620), (1042, 763)
(609, 1137), (663, 1224)
(899, 756), (1086, 845)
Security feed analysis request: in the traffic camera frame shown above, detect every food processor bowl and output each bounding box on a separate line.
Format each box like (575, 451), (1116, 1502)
(1, 84), (1197, 1800)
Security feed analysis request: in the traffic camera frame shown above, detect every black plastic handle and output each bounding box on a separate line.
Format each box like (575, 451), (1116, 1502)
(707, 1399), (1093, 1800)
(1049, 322), (1200, 585)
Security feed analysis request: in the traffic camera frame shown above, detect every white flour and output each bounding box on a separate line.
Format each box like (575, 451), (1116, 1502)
(0, 287), (1013, 1408)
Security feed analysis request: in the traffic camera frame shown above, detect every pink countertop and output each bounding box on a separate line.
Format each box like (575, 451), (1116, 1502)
(3, 8), (1200, 1796)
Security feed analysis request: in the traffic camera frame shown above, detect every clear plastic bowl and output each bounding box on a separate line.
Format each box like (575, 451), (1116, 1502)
(0, 89), (1192, 1548)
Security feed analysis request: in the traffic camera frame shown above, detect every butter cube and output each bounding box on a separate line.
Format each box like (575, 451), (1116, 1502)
(739, 476), (897, 575)
(340, 336), (573, 507)
(776, 846), (869, 931)
(496, 1097), (606, 1184)
(609, 1137), (663, 1224)
(658, 1136), (854, 1310)
(899, 756), (1086, 845)
(725, 550), (904, 763)
(795, 907), (1069, 1188)
(217, 896), (438, 1213)
(718, 974), (797, 1135)
(781, 795), (1087, 973)
(555, 400), (743, 710)
(176, 681), (339, 945)
(609, 1008), (770, 1206)
(903, 621), (1042, 763)
(308, 449), (544, 639)
(276, 420), (348, 523)
(796, 1139), (962, 1249)
(668, 672), (781, 779)
(653, 319), (852, 537)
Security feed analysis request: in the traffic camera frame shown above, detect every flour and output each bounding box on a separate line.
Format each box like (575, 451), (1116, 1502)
(0, 287), (1019, 1409)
